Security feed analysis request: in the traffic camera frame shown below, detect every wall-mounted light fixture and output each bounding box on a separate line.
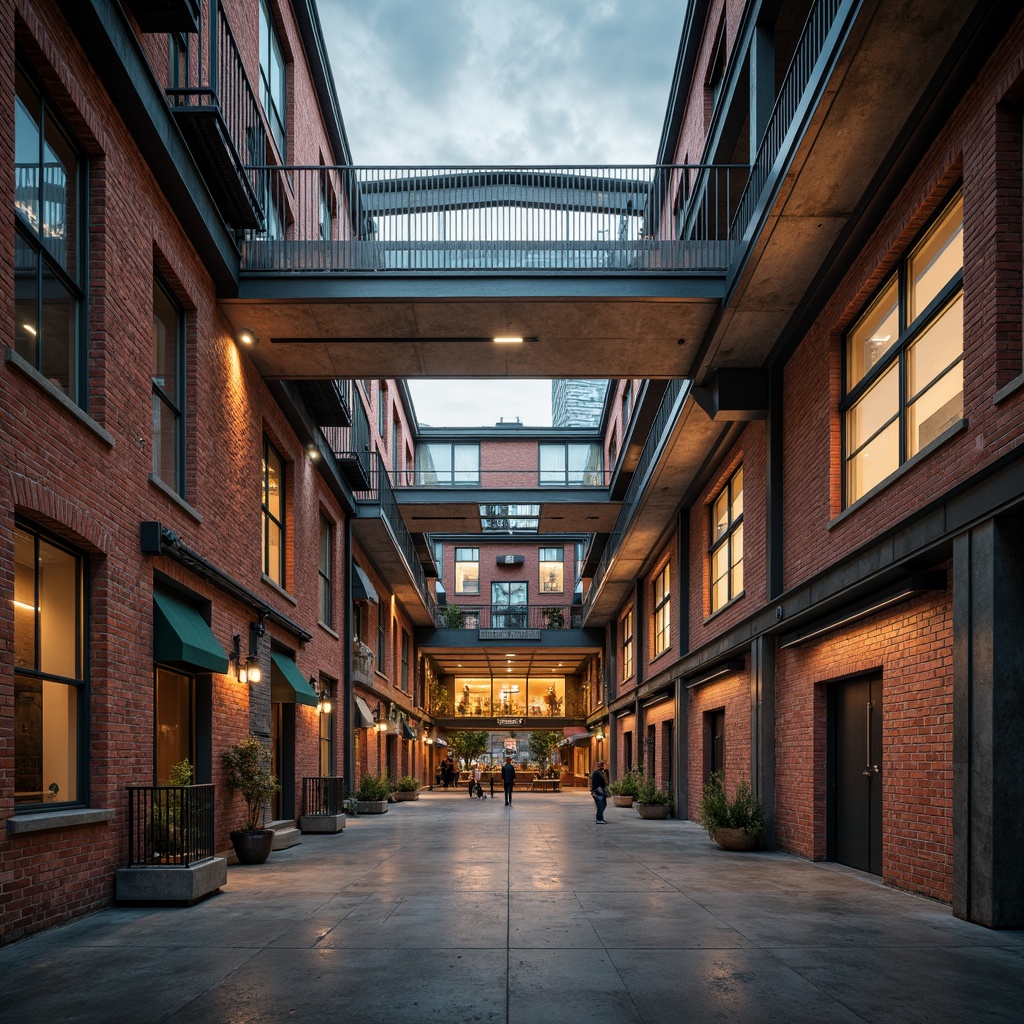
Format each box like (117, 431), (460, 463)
(312, 676), (332, 715)
(305, 444), (321, 462)
(595, 725), (605, 741)
(230, 633), (247, 683)
(244, 615), (266, 684)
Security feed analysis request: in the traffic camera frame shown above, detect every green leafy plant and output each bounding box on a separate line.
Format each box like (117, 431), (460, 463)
(448, 730), (488, 767)
(355, 773), (393, 801)
(395, 775), (422, 792)
(543, 607), (564, 629)
(151, 758), (195, 861)
(696, 772), (765, 839)
(222, 736), (280, 832)
(442, 604), (464, 628)
(607, 764), (643, 798)
(636, 773), (673, 807)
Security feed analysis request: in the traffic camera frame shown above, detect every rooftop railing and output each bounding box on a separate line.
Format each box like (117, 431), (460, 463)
(239, 164), (742, 273)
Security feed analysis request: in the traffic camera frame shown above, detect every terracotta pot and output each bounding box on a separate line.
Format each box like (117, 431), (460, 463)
(229, 829), (274, 865)
(392, 790), (419, 801)
(636, 802), (670, 819)
(612, 794), (635, 807)
(713, 827), (760, 851)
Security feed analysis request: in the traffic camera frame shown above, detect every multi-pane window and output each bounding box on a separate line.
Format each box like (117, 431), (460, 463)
(262, 438), (285, 586)
(621, 609), (634, 681)
(318, 514), (332, 627)
(653, 563), (671, 657)
(13, 523), (85, 808)
(843, 193), (964, 505)
(152, 275), (185, 495)
(415, 443), (480, 485)
(401, 632), (410, 692)
(14, 65), (84, 404)
(319, 677), (334, 774)
(710, 466), (744, 613)
(258, 0), (287, 158)
(155, 667), (194, 784)
(378, 382), (386, 437)
(539, 547), (564, 594)
(392, 418), (400, 474)
(492, 582), (528, 628)
(539, 443), (603, 485)
(454, 548), (479, 594)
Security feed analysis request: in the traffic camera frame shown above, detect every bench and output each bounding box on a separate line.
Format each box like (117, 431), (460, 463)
(531, 779), (561, 792)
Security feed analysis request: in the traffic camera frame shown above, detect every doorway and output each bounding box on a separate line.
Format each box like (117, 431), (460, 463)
(828, 675), (882, 874)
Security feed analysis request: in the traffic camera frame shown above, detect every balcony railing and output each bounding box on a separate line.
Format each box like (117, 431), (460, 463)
(322, 392), (372, 490)
(239, 164), (742, 273)
(392, 467), (612, 489)
(302, 776), (346, 816)
(125, 784), (216, 867)
(436, 603), (583, 630)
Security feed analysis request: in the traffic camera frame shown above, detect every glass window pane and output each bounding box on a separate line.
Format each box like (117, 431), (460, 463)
(155, 668), (193, 784)
(14, 233), (39, 368)
(713, 488), (730, 540)
(14, 676), (79, 804)
(152, 393), (180, 489)
(846, 278), (898, 390)
(731, 467), (743, 520)
(909, 195), (963, 322)
(42, 120), (78, 274)
(453, 444), (479, 483)
(264, 446), (282, 518)
(14, 529), (36, 671)
(539, 445), (565, 484)
(14, 72), (41, 234)
(711, 545), (729, 589)
(907, 362), (963, 457)
(847, 419), (899, 503)
(39, 263), (76, 397)
(265, 519), (283, 584)
(38, 539), (78, 679)
(319, 517), (330, 574)
(907, 293), (963, 401)
(152, 280), (181, 406)
(846, 363), (898, 453)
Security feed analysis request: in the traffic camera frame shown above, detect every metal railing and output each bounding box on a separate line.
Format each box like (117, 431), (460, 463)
(322, 391), (372, 486)
(731, 0), (847, 244)
(125, 784), (216, 867)
(436, 603), (583, 630)
(239, 164), (741, 273)
(391, 467), (612, 489)
(302, 776), (346, 816)
(582, 379), (689, 621)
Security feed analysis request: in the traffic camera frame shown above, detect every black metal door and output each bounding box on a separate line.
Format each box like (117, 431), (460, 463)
(830, 676), (882, 874)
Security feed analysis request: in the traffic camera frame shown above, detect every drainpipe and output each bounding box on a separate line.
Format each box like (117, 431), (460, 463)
(343, 514), (355, 792)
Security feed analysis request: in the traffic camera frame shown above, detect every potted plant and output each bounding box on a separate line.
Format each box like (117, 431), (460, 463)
(355, 773), (392, 813)
(608, 765), (642, 807)
(696, 771), (766, 850)
(543, 607), (565, 629)
(222, 735), (280, 864)
(393, 775), (422, 801)
(150, 758), (194, 864)
(635, 773), (673, 819)
(442, 604), (464, 629)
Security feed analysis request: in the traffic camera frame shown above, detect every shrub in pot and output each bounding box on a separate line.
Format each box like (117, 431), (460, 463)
(607, 765), (642, 806)
(696, 771), (765, 850)
(635, 774), (673, 819)
(222, 736), (280, 864)
(393, 775), (422, 801)
(355, 773), (392, 813)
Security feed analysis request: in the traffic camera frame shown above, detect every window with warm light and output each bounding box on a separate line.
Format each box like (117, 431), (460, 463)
(262, 438), (285, 586)
(14, 63), (85, 405)
(843, 192), (963, 505)
(155, 667), (194, 784)
(319, 675), (336, 774)
(455, 547), (479, 594)
(710, 466), (744, 613)
(401, 631), (410, 692)
(622, 608), (634, 681)
(539, 547), (564, 594)
(653, 563), (671, 657)
(318, 514), (332, 627)
(13, 522), (85, 808)
(152, 274), (185, 496)
(258, 0), (287, 159)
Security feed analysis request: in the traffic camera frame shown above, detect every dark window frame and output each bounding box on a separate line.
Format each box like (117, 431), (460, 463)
(318, 513), (332, 627)
(709, 466), (744, 614)
(653, 562), (671, 658)
(621, 608), (634, 681)
(262, 436), (286, 586)
(151, 272), (186, 496)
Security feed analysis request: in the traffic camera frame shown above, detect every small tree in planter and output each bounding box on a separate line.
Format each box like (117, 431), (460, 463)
(543, 607), (565, 629)
(696, 771), (765, 850)
(222, 736), (280, 864)
(607, 764), (642, 806)
(393, 775), (422, 801)
(442, 604), (464, 629)
(355, 772), (393, 813)
(635, 773), (673, 819)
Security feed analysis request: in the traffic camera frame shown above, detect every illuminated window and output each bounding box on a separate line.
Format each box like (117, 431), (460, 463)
(539, 547), (563, 594)
(621, 609), (634, 681)
(710, 467), (743, 613)
(843, 193), (963, 504)
(653, 563), (671, 657)
(455, 548), (479, 594)
(262, 438), (285, 586)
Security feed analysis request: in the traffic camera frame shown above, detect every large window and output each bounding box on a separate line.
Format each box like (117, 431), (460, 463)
(621, 608), (634, 681)
(492, 582), (528, 628)
(415, 443), (480, 485)
(318, 514), (332, 627)
(258, 0), (287, 158)
(455, 547), (479, 594)
(14, 65), (85, 404)
(319, 676), (335, 774)
(152, 275), (185, 495)
(155, 667), (194, 784)
(262, 438), (285, 586)
(401, 631), (410, 692)
(539, 443), (603, 485)
(710, 467), (744, 613)
(653, 563), (671, 657)
(13, 523), (85, 808)
(539, 547), (564, 594)
(843, 193), (963, 505)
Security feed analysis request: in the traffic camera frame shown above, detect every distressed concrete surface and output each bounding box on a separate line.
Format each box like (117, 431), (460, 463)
(3, 790), (1024, 1023)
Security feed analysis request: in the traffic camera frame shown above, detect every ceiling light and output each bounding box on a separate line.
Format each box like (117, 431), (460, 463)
(493, 336), (523, 344)
(237, 329), (256, 346)
(306, 445), (321, 461)
(22, 324), (37, 336)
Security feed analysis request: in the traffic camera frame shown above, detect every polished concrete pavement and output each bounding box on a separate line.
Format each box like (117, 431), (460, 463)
(3, 789), (1024, 1023)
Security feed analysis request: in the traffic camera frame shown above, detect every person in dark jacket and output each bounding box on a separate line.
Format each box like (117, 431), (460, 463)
(501, 755), (516, 806)
(590, 760), (609, 822)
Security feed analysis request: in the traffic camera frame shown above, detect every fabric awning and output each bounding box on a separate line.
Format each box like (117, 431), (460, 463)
(434, 737), (448, 747)
(400, 719), (416, 740)
(153, 590), (228, 673)
(354, 695), (376, 729)
(563, 726), (591, 745)
(270, 652), (319, 707)
(352, 565), (379, 603)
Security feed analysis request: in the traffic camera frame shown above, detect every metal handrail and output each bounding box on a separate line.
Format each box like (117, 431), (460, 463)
(392, 467), (612, 489)
(436, 603), (584, 630)
(126, 784), (216, 867)
(302, 776), (345, 815)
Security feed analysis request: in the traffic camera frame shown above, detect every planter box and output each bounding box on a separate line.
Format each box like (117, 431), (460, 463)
(636, 803), (670, 819)
(392, 790), (419, 801)
(300, 812), (346, 833)
(356, 800), (388, 814)
(116, 857), (226, 905)
(713, 827), (759, 851)
(611, 794), (634, 807)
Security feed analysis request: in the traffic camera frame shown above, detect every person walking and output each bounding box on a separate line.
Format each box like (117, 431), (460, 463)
(501, 755), (516, 806)
(590, 760), (609, 823)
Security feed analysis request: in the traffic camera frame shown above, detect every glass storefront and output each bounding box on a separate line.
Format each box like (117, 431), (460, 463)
(454, 676), (566, 717)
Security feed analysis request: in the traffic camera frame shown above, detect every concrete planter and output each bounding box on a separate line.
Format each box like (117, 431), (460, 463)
(392, 790), (419, 801)
(612, 794), (635, 807)
(636, 803), (670, 819)
(713, 827), (759, 851)
(356, 800), (389, 814)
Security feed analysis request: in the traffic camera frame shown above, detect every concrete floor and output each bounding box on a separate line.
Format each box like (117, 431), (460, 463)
(4, 789), (1024, 1023)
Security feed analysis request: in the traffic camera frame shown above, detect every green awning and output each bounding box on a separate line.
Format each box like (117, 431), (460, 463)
(401, 719), (416, 740)
(354, 696), (376, 729)
(153, 590), (228, 673)
(270, 652), (319, 707)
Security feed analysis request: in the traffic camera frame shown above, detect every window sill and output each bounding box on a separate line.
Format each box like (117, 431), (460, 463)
(148, 474), (203, 523)
(994, 372), (1024, 405)
(261, 575), (298, 605)
(7, 807), (116, 835)
(704, 590), (746, 625)
(830, 418), (967, 528)
(5, 350), (115, 448)
(318, 621), (339, 640)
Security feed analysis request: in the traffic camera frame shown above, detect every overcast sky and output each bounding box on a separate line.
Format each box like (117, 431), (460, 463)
(317, 0), (687, 426)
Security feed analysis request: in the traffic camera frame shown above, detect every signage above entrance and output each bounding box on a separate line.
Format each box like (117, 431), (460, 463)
(479, 629), (541, 641)
(496, 717), (525, 726)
